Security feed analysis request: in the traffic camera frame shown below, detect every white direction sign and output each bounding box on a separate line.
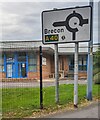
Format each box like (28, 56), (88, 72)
(42, 6), (92, 44)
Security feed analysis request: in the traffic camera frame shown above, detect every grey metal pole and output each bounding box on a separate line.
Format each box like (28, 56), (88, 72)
(87, 0), (93, 100)
(54, 43), (59, 103)
(74, 42), (78, 108)
(53, 8), (59, 104)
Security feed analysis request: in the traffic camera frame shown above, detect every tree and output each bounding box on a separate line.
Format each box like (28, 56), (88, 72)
(93, 47), (100, 84)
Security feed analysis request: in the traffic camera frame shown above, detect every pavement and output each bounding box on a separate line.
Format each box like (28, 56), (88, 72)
(0, 79), (87, 88)
(44, 102), (99, 118)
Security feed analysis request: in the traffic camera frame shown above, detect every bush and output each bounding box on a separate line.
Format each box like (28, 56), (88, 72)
(93, 67), (100, 75)
(93, 47), (100, 84)
(93, 72), (100, 84)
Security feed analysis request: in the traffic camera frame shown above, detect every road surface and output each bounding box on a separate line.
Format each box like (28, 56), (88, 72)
(44, 102), (99, 118)
(0, 80), (87, 88)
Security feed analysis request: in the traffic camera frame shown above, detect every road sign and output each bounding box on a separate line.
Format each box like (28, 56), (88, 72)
(42, 6), (92, 44)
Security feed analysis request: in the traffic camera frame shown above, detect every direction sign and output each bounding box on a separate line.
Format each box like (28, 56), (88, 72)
(42, 6), (92, 44)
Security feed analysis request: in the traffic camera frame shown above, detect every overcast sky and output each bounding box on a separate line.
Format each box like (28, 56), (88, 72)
(0, 0), (99, 43)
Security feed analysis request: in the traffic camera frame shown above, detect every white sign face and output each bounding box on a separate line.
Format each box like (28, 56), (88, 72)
(42, 6), (92, 44)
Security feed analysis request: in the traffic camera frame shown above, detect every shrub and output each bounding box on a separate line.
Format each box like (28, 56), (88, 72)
(93, 47), (100, 84)
(93, 72), (100, 84)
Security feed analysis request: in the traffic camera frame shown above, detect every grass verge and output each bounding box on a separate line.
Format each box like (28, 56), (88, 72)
(2, 84), (100, 118)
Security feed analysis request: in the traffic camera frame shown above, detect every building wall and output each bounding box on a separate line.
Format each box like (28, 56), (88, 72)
(38, 52), (54, 79)
(1, 51), (88, 80)
(0, 72), (6, 79)
(28, 72), (38, 80)
(27, 52), (54, 79)
(78, 72), (87, 79)
(59, 55), (87, 79)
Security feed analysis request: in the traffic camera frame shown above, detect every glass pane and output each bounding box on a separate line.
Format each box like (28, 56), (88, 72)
(69, 65), (74, 71)
(79, 65), (87, 71)
(29, 58), (36, 64)
(18, 63), (27, 77)
(83, 60), (86, 65)
(0, 65), (2, 71)
(69, 55), (74, 65)
(6, 53), (14, 62)
(7, 64), (12, 78)
(29, 65), (37, 72)
(0, 65), (4, 72)
(18, 52), (26, 62)
(28, 52), (37, 70)
(28, 52), (36, 58)
(79, 66), (82, 71)
(18, 64), (21, 77)
(83, 65), (87, 71)
(69, 55), (74, 71)
(0, 56), (4, 64)
(79, 60), (82, 65)
(21, 63), (27, 77)
(0, 59), (2, 64)
(29, 58), (32, 64)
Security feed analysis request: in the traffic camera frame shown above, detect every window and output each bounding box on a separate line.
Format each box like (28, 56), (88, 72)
(79, 55), (87, 71)
(28, 52), (37, 72)
(18, 52), (26, 62)
(59, 57), (64, 71)
(69, 55), (87, 71)
(6, 53), (14, 62)
(69, 55), (74, 71)
(0, 65), (4, 72)
(0, 54), (4, 72)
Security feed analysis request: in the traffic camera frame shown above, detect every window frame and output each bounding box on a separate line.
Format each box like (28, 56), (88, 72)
(0, 54), (4, 72)
(69, 55), (87, 72)
(28, 52), (37, 72)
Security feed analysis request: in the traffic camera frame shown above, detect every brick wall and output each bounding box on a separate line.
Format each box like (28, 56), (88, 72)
(28, 72), (38, 80)
(42, 53), (53, 79)
(0, 72), (6, 80)
(31, 52), (54, 79)
(78, 72), (87, 79)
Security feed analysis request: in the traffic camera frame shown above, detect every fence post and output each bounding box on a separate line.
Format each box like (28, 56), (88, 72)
(39, 46), (43, 109)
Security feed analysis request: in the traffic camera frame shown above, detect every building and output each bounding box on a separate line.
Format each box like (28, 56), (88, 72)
(0, 40), (99, 81)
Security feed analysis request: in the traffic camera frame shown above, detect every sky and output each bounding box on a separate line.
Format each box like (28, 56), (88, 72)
(0, 0), (99, 44)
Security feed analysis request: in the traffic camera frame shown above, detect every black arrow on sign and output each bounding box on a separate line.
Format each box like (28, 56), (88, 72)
(53, 11), (88, 40)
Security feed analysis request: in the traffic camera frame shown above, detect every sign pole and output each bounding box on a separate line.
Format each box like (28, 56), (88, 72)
(53, 8), (59, 104)
(87, 0), (93, 100)
(74, 42), (78, 108)
(54, 43), (59, 103)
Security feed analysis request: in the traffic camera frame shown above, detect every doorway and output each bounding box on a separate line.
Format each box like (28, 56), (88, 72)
(6, 63), (14, 78)
(18, 62), (27, 78)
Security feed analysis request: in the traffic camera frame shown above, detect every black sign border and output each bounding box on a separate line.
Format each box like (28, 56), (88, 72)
(42, 5), (92, 44)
